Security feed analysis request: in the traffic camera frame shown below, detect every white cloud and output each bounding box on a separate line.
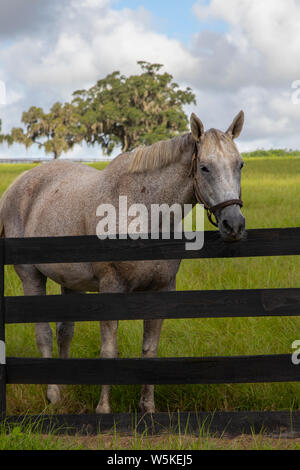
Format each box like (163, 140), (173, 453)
(1, 0), (300, 157)
(193, 0), (300, 84)
(1, 1), (197, 104)
(79, 0), (110, 8)
(189, 0), (300, 149)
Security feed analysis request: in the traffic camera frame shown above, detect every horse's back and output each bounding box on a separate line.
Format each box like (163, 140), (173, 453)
(0, 157), (181, 293)
(0, 160), (102, 238)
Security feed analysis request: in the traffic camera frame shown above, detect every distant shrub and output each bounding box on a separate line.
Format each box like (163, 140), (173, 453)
(241, 149), (300, 158)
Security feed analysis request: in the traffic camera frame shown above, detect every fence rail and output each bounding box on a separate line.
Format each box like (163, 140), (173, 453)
(1, 228), (300, 435)
(5, 354), (300, 385)
(5, 288), (300, 324)
(3, 227), (300, 264)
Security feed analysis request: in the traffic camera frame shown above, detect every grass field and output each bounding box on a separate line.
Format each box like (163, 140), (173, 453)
(1, 156), (300, 449)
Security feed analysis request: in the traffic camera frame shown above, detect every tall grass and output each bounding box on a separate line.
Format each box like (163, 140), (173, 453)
(3, 421), (300, 450)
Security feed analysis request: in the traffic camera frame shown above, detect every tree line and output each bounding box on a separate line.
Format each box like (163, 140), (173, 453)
(0, 62), (196, 159)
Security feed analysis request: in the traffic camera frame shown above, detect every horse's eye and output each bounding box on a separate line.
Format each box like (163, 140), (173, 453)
(240, 162), (244, 170)
(200, 166), (209, 173)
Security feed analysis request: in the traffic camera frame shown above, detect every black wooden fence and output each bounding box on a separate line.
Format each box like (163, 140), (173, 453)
(2, 228), (300, 436)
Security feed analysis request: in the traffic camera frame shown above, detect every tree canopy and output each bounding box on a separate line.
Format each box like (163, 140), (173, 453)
(6, 103), (85, 159)
(0, 119), (10, 145)
(4, 61), (196, 158)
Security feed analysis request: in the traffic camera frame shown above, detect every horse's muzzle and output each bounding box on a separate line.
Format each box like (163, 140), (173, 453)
(218, 206), (245, 242)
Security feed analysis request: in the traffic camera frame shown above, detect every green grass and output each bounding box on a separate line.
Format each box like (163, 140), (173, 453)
(2, 416), (300, 450)
(4, 421), (300, 450)
(2, 157), (300, 419)
(0, 423), (83, 450)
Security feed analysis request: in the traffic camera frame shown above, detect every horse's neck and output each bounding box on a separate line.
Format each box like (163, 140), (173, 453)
(88, 150), (195, 236)
(139, 155), (195, 208)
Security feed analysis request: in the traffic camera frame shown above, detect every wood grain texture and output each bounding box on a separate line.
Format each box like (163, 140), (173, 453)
(5, 288), (300, 324)
(3, 227), (300, 265)
(6, 354), (300, 385)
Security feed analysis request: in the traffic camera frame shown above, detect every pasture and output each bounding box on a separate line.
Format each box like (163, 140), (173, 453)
(1, 156), (300, 449)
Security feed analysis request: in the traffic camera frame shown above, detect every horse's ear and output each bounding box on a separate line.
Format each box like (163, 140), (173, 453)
(226, 110), (244, 139)
(190, 113), (204, 142)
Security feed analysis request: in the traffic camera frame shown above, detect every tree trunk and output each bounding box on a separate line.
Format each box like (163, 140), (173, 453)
(122, 134), (128, 153)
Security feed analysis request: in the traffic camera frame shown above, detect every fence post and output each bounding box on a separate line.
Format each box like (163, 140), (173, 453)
(0, 238), (5, 422)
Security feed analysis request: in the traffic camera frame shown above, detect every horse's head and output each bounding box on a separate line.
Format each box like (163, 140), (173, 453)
(190, 111), (246, 242)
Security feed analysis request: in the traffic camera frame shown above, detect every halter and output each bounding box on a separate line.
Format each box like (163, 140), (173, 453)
(189, 142), (243, 228)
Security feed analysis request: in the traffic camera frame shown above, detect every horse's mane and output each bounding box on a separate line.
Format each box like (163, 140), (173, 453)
(128, 133), (193, 173)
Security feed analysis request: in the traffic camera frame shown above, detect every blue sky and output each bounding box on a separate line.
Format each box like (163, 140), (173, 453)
(115, 0), (228, 44)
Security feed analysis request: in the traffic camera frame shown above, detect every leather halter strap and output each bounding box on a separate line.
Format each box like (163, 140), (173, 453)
(189, 142), (243, 228)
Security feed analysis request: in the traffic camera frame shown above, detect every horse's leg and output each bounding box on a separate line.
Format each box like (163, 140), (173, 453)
(139, 319), (164, 413)
(14, 265), (60, 404)
(56, 287), (76, 359)
(139, 281), (175, 414)
(96, 273), (124, 414)
(95, 320), (119, 413)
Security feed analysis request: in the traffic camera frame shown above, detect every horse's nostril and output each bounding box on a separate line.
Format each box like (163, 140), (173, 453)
(222, 219), (232, 232)
(238, 223), (244, 233)
(238, 217), (246, 233)
(222, 218), (244, 236)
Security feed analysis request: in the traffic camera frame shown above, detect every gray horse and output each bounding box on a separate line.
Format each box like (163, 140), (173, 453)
(0, 111), (245, 413)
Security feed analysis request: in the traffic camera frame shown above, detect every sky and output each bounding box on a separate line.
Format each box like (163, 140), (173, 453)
(0, 0), (300, 160)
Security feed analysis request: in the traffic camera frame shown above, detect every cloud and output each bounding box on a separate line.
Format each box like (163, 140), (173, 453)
(192, 0), (300, 86)
(0, 0), (197, 158)
(1, 0), (197, 102)
(189, 0), (300, 149)
(0, 0), (68, 38)
(1, 0), (300, 158)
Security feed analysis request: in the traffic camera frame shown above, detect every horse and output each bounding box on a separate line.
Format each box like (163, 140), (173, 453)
(0, 111), (246, 414)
